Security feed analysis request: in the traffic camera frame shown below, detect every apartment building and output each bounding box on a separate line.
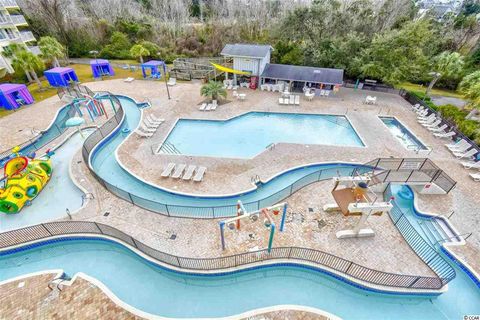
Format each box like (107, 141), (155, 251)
(0, 0), (38, 75)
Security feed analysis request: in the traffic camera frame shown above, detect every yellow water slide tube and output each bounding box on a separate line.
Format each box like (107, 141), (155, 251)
(0, 155), (52, 214)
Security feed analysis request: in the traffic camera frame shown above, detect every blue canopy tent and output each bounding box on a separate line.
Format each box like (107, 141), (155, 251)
(141, 60), (165, 79)
(91, 59), (114, 78)
(0, 83), (34, 110)
(44, 67), (79, 87)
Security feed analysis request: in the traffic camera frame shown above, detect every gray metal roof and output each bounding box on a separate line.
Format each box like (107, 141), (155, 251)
(221, 44), (272, 59)
(261, 64), (344, 85)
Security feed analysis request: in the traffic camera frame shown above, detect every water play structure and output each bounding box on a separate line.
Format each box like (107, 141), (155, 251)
(1, 88), (479, 319)
(323, 175), (393, 239)
(219, 201), (287, 252)
(0, 148), (53, 214)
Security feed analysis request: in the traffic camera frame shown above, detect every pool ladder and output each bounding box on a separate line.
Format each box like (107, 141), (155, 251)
(266, 143), (275, 151)
(251, 175), (261, 185)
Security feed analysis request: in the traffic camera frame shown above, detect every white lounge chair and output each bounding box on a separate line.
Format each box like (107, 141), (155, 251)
(278, 97), (284, 105)
(161, 163), (176, 177)
(433, 131), (455, 138)
(428, 124), (448, 132)
(294, 95), (300, 105)
(469, 173), (480, 181)
(422, 119), (441, 128)
(446, 139), (470, 152)
(289, 95), (295, 104)
(211, 100), (218, 110)
(205, 104), (212, 111)
(320, 90), (325, 97)
(135, 129), (153, 138)
(167, 77), (176, 86)
(199, 103), (207, 111)
(324, 90), (331, 97)
(461, 161), (480, 169)
(150, 114), (165, 123)
(140, 123), (156, 133)
(418, 115), (436, 124)
(144, 118), (160, 128)
(417, 109), (429, 117)
(193, 166), (206, 182)
(147, 114), (163, 125)
(453, 148), (477, 159)
(182, 165), (196, 180)
(172, 164), (186, 179)
(412, 104), (421, 111)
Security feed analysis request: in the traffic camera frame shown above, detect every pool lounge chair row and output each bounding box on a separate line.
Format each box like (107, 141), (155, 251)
(161, 163), (206, 182)
(199, 100), (218, 111)
(135, 114), (165, 138)
(413, 104), (480, 181)
(279, 95), (300, 105)
(414, 105), (457, 139)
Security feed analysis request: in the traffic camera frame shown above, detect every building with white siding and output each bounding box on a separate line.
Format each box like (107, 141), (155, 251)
(220, 43), (273, 87)
(0, 0), (38, 76)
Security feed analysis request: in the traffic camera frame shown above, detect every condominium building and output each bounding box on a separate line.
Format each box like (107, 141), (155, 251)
(0, 0), (38, 75)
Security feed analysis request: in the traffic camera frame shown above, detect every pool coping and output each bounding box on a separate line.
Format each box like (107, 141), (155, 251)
(107, 96), (369, 199)
(155, 110), (367, 160)
(0, 270), (342, 320)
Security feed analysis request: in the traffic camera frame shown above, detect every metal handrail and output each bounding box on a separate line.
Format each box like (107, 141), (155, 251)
(0, 221), (451, 290)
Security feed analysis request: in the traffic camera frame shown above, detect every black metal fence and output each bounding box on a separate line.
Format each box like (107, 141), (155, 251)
(0, 221), (451, 290)
(366, 158), (457, 194)
(385, 186), (456, 287)
(344, 80), (403, 95)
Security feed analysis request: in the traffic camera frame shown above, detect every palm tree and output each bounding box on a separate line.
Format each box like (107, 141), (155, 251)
(200, 81), (227, 101)
(425, 51), (464, 97)
(130, 44), (150, 63)
(11, 50), (45, 88)
(1, 44), (33, 82)
(38, 36), (65, 68)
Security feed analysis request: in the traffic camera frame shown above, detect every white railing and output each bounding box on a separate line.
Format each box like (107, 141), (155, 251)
(0, 15), (11, 25)
(28, 45), (41, 55)
(20, 30), (35, 42)
(0, 0), (19, 8)
(10, 15), (26, 25)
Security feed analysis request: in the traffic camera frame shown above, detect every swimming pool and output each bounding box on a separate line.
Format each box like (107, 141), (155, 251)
(379, 117), (429, 152)
(160, 112), (364, 158)
(0, 130), (92, 232)
(1, 183), (480, 320)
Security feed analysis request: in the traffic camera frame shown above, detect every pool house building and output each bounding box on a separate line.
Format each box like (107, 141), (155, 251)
(260, 64), (344, 93)
(219, 43), (273, 87)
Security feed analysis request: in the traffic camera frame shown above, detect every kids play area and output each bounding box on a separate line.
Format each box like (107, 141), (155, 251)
(0, 45), (479, 320)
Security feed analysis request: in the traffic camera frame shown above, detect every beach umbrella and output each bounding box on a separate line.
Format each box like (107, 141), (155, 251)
(65, 116), (86, 138)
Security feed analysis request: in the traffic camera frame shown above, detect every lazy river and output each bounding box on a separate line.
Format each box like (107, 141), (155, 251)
(0, 95), (479, 319)
(1, 185), (479, 319)
(91, 96), (371, 216)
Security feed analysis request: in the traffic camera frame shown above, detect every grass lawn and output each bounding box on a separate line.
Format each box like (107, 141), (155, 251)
(0, 60), (146, 118)
(396, 82), (465, 99)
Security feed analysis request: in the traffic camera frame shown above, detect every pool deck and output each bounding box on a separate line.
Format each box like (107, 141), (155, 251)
(1, 79), (480, 317)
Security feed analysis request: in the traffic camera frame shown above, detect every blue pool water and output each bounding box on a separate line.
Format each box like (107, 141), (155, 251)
(91, 97), (365, 214)
(1, 188), (479, 320)
(0, 130), (92, 232)
(161, 112), (364, 158)
(1, 96), (479, 318)
(380, 117), (428, 151)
